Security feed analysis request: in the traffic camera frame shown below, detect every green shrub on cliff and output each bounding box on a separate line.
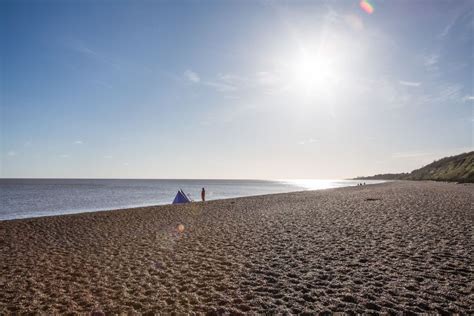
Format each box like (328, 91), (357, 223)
(406, 151), (474, 183)
(355, 151), (474, 183)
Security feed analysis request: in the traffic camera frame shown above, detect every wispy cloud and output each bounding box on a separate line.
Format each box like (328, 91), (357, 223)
(74, 140), (83, 145)
(463, 95), (474, 102)
(184, 69), (200, 83)
(182, 69), (289, 96)
(203, 81), (237, 92)
(68, 39), (121, 70)
(74, 43), (99, 58)
(7, 151), (16, 156)
(60, 154), (70, 158)
(424, 53), (439, 68)
(417, 82), (464, 105)
(399, 80), (421, 87)
(184, 70), (239, 92)
(437, 83), (463, 100)
(438, 20), (455, 39)
(438, 8), (473, 39)
(215, 71), (282, 94)
(214, 71), (281, 93)
(217, 73), (246, 84)
(104, 155), (113, 159)
(297, 138), (319, 145)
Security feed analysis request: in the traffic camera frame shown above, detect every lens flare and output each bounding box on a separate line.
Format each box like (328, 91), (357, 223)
(360, 0), (374, 14)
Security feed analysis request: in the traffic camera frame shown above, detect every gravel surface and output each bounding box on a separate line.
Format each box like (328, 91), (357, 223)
(0, 181), (472, 314)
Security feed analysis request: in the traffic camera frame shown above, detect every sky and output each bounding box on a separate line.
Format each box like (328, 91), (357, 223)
(0, 0), (473, 179)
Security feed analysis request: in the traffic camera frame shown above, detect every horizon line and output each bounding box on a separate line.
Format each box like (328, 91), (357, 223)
(0, 177), (356, 181)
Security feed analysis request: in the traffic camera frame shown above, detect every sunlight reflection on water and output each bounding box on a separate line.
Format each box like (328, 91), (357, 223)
(279, 179), (385, 190)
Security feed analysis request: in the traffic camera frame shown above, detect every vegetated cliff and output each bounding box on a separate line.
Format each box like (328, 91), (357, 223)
(355, 151), (474, 183)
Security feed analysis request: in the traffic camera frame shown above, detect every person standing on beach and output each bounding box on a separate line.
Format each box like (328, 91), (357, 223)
(201, 187), (206, 202)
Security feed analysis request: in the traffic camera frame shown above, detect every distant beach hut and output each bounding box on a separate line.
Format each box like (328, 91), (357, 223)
(172, 189), (191, 204)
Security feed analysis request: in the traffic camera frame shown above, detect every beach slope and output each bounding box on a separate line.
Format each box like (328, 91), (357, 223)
(0, 181), (472, 313)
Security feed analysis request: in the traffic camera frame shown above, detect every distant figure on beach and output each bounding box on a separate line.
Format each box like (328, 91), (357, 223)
(201, 187), (206, 202)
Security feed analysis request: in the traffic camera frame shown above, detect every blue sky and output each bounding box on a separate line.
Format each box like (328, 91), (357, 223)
(1, 0), (472, 179)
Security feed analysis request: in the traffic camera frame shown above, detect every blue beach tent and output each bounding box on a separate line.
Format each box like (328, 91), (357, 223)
(172, 189), (191, 204)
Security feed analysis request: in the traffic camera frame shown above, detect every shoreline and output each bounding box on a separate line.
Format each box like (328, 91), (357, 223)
(1, 181), (472, 313)
(0, 180), (387, 222)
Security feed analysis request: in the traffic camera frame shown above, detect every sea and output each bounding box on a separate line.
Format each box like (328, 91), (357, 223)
(0, 179), (384, 221)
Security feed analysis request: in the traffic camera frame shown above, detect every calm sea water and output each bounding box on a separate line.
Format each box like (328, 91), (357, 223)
(0, 179), (384, 220)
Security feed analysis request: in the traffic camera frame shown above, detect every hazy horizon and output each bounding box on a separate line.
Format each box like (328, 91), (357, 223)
(1, 0), (472, 179)
(0, 148), (470, 180)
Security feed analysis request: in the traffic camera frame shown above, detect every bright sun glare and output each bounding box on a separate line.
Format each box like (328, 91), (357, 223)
(284, 44), (342, 102)
(292, 51), (334, 95)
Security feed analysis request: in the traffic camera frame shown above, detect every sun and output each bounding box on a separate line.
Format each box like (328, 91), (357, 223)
(280, 44), (341, 103)
(290, 49), (335, 97)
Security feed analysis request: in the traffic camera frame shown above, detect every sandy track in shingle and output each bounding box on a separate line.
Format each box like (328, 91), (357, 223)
(0, 181), (472, 314)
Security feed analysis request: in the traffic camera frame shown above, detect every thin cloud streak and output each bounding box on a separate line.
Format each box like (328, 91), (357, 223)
(424, 53), (439, 68)
(183, 70), (238, 92)
(463, 95), (474, 102)
(399, 80), (421, 87)
(297, 138), (319, 145)
(203, 81), (237, 92)
(68, 39), (122, 70)
(438, 20), (455, 39)
(184, 69), (200, 83)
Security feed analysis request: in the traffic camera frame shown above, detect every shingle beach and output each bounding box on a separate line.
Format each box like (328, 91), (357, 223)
(1, 181), (472, 314)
